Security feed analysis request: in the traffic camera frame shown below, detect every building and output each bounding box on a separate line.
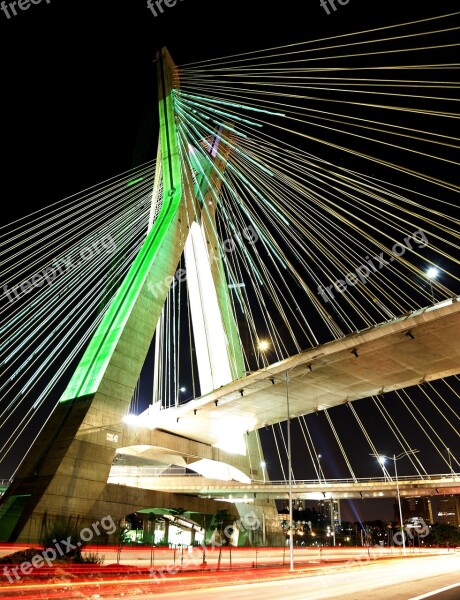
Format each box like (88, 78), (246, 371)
(317, 499), (341, 529)
(397, 496), (433, 525)
(437, 496), (460, 527)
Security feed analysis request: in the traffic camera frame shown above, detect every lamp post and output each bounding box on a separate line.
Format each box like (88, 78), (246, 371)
(286, 370), (294, 572)
(257, 343), (270, 487)
(260, 344), (294, 570)
(371, 450), (418, 556)
(426, 267), (439, 304)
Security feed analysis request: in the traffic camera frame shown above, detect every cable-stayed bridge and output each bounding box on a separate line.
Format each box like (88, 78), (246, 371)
(0, 12), (459, 544)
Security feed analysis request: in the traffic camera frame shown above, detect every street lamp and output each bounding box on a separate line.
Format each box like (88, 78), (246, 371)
(285, 370), (294, 572)
(177, 386), (189, 407)
(376, 455), (392, 482)
(426, 267), (439, 304)
(258, 340), (270, 368)
(258, 341), (270, 491)
(370, 450), (419, 556)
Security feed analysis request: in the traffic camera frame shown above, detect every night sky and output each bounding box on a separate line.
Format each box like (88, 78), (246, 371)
(0, 0), (458, 523)
(1, 0), (453, 216)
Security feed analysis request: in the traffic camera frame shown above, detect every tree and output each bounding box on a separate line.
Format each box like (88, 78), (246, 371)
(41, 516), (83, 561)
(429, 524), (460, 546)
(116, 521), (131, 564)
(209, 509), (233, 545)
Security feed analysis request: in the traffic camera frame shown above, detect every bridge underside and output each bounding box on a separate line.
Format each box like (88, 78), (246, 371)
(144, 298), (460, 446)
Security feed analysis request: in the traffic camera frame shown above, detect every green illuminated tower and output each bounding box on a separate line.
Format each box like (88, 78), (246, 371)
(0, 48), (271, 544)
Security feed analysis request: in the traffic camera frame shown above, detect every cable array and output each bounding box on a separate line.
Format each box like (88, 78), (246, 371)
(1, 11), (459, 480)
(0, 162), (153, 469)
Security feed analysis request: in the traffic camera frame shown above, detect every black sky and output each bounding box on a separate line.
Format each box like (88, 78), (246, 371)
(0, 0), (458, 523)
(1, 0), (452, 219)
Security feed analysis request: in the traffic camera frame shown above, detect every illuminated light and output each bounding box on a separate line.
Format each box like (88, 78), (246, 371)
(216, 497), (254, 504)
(426, 267), (439, 279)
(179, 91), (286, 117)
(259, 340), (270, 352)
(60, 80), (183, 403)
(213, 432), (247, 456)
(180, 387), (186, 392)
(123, 414), (139, 425)
(188, 458), (251, 483)
(126, 177), (144, 187)
(378, 456), (386, 465)
(185, 221), (233, 393)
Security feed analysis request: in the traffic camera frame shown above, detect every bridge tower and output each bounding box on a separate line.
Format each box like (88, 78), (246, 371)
(0, 48), (277, 544)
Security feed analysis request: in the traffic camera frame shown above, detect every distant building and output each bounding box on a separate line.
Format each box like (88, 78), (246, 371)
(295, 499), (306, 511)
(397, 496), (433, 525)
(317, 499), (341, 528)
(437, 496), (460, 527)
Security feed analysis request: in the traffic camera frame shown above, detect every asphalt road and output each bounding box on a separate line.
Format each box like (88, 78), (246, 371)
(113, 554), (459, 600)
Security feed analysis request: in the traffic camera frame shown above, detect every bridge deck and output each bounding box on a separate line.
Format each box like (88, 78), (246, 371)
(143, 298), (460, 446)
(107, 472), (460, 500)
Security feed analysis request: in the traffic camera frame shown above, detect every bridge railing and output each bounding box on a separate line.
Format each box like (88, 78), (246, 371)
(252, 473), (459, 485)
(108, 467), (459, 484)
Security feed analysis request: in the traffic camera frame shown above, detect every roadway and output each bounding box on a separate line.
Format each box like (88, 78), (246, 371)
(110, 553), (460, 600)
(0, 547), (457, 599)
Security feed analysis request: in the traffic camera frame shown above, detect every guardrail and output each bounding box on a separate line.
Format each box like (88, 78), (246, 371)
(252, 473), (460, 485)
(109, 468), (459, 485)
